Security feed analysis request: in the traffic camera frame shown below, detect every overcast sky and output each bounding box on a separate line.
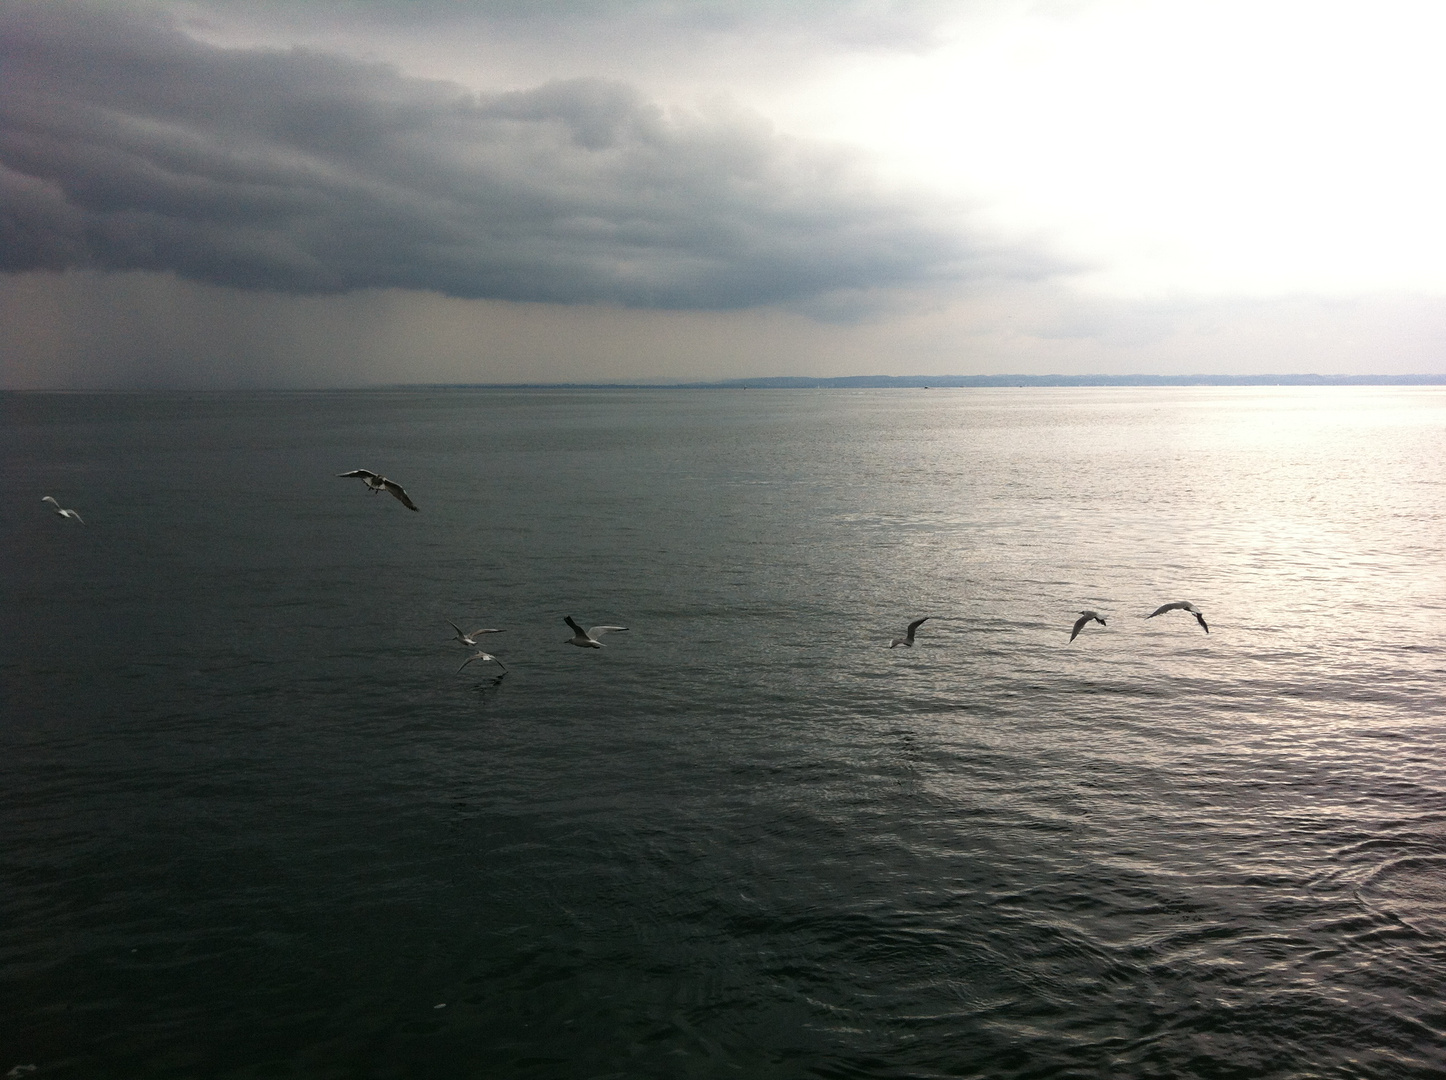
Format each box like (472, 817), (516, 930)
(3, 0), (1445, 387)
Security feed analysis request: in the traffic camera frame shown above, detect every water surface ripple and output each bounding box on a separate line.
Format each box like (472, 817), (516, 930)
(3, 387), (1444, 1078)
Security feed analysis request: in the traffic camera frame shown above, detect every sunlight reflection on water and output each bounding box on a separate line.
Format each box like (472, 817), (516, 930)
(2, 386), (1444, 1077)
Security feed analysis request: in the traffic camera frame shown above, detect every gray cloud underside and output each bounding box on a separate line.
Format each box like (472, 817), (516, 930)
(178, 0), (955, 49)
(173, 0), (960, 103)
(0, 1), (1046, 309)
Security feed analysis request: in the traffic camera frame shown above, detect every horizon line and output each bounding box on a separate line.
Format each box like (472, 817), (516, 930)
(6, 373), (1446, 393)
(396, 373), (1446, 390)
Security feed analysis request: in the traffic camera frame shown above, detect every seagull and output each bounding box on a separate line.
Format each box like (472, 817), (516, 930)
(1070, 610), (1106, 642)
(449, 621), (505, 647)
(889, 617), (929, 648)
(41, 496), (83, 524)
(337, 470), (419, 511)
(1147, 601), (1209, 634)
(457, 650), (507, 675)
(564, 615), (628, 648)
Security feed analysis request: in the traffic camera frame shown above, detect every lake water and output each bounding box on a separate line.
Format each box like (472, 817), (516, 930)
(3, 386), (1445, 1078)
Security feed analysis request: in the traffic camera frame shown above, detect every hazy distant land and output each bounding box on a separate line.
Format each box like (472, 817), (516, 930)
(411, 374), (1446, 389)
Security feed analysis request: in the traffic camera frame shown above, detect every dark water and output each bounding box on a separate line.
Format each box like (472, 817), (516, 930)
(3, 387), (1445, 1079)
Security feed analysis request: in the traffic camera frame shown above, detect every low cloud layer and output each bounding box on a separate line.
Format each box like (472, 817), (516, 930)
(8, 269), (1443, 390)
(0, 1), (1036, 309)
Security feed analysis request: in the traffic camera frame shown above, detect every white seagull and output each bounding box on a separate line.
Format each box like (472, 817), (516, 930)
(1070, 610), (1106, 642)
(449, 621), (505, 647)
(41, 496), (83, 524)
(564, 615), (628, 648)
(1147, 601), (1209, 634)
(337, 470), (419, 511)
(457, 650), (507, 675)
(889, 617), (929, 648)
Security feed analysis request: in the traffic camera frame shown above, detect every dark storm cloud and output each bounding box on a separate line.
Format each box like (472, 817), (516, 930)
(0, 1), (1046, 307)
(0, 1), (1044, 309)
(174, 0), (951, 52)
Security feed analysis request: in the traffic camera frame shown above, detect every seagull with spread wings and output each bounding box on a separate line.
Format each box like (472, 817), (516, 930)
(450, 621), (504, 648)
(457, 650), (507, 675)
(338, 470), (419, 511)
(1070, 610), (1106, 642)
(1147, 601), (1209, 633)
(564, 616), (629, 648)
(889, 617), (929, 648)
(41, 496), (84, 524)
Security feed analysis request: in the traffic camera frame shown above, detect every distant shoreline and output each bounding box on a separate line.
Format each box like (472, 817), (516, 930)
(402, 374), (1446, 389)
(7, 374), (1446, 393)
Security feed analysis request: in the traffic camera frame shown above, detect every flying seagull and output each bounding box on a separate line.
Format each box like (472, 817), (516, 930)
(457, 650), (507, 675)
(449, 621), (504, 647)
(41, 496), (83, 524)
(1147, 601), (1209, 634)
(564, 615), (628, 648)
(889, 617), (929, 648)
(1070, 610), (1106, 642)
(337, 470), (419, 511)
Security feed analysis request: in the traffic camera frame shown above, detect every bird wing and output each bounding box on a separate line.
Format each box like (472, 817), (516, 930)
(339, 470), (379, 479)
(1147, 602), (1186, 618)
(448, 621), (467, 638)
(381, 479), (419, 510)
(470, 628), (503, 636)
(1195, 612), (1210, 633)
(906, 617), (929, 636)
(564, 615), (586, 636)
(460, 651), (506, 673)
(588, 626), (629, 637)
(69, 511), (84, 525)
(1070, 614), (1090, 641)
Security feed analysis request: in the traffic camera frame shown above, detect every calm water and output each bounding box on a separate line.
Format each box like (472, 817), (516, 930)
(3, 387), (1445, 1079)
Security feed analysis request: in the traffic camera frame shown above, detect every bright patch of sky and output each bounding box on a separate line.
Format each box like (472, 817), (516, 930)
(781, 0), (1446, 296)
